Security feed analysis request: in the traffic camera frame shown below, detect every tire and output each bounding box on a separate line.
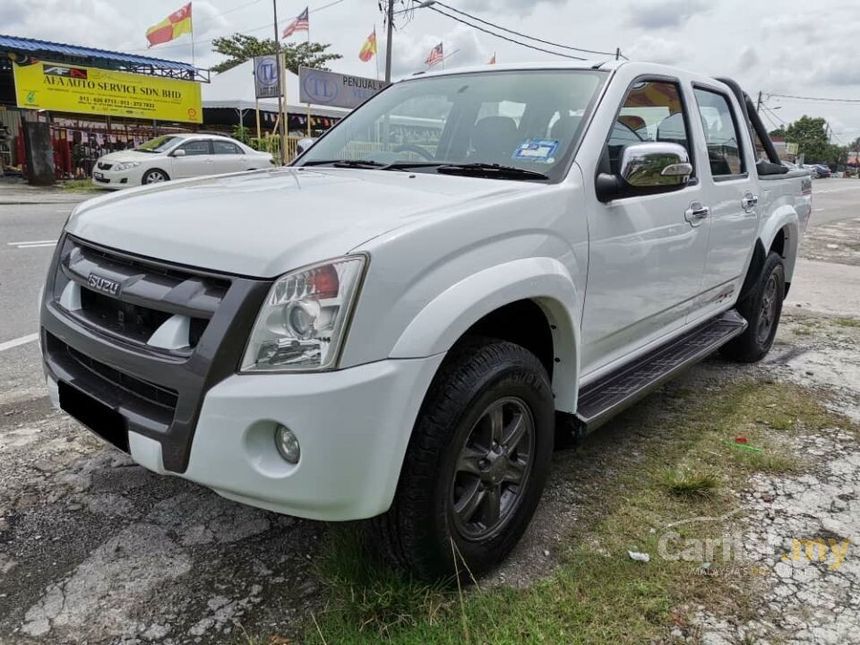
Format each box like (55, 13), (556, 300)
(372, 338), (555, 581)
(720, 251), (786, 363)
(142, 168), (169, 185)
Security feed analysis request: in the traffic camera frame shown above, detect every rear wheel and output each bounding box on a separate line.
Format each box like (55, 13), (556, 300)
(142, 168), (169, 185)
(720, 251), (785, 363)
(373, 338), (554, 581)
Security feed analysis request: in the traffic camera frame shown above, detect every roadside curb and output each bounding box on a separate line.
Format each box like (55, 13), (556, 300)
(0, 199), (86, 205)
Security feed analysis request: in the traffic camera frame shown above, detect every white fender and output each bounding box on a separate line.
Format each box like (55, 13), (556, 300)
(390, 257), (582, 412)
(759, 204), (800, 281)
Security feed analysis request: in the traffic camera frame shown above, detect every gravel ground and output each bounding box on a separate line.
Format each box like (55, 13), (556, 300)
(1, 216), (858, 644)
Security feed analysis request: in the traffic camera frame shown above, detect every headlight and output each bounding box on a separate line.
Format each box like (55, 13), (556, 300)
(114, 161), (141, 171)
(241, 255), (367, 372)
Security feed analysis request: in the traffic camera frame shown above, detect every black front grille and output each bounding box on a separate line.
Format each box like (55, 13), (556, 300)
(56, 237), (231, 353)
(64, 341), (179, 411)
(98, 162), (113, 170)
(42, 233), (273, 473)
(79, 288), (172, 345)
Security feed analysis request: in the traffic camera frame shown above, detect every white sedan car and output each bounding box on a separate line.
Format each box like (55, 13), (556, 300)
(92, 134), (273, 189)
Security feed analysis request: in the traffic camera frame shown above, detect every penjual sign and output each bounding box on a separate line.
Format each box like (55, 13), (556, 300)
(298, 66), (388, 110)
(13, 61), (203, 123)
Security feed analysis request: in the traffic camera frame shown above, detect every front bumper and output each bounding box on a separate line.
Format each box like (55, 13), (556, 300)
(46, 355), (443, 520)
(91, 167), (140, 189)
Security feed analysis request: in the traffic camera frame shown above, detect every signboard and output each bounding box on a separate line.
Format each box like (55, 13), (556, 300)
(253, 55), (281, 99)
(786, 142), (799, 155)
(298, 67), (388, 110)
(13, 61), (202, 123)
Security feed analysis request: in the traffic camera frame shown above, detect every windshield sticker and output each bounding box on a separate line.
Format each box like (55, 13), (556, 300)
(512, 139), (560, 164)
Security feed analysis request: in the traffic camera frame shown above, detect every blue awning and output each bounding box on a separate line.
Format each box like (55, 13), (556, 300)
(0, 34), (206, 81)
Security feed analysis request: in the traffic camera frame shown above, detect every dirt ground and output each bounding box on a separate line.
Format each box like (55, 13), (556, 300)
(1, 215), (858, 644)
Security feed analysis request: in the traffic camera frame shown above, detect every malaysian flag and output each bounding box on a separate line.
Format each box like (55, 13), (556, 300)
(282, 7), (309, 39)
(425, 42), (444, 67)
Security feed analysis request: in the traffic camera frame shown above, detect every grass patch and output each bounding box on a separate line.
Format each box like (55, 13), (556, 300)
(834, 317), (860, 329)
(301, 380), (854, 644)
(59, 179), (100, 192)
(661, 467), (720, 498)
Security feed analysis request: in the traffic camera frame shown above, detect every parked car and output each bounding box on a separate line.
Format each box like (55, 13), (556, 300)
(91, 133), (273, 189)
(42, 61), (812, 580)
(802, 164), (821, 178)
(814, 164), (832, 178)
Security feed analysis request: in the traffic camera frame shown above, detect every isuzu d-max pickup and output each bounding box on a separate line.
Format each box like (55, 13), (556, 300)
(41, 61), (812, 579)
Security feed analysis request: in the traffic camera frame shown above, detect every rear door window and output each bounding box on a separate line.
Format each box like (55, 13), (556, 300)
(693, 88), (745, 177)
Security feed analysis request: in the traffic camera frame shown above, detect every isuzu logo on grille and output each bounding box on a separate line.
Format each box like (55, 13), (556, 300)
(87, 273), (121, 297)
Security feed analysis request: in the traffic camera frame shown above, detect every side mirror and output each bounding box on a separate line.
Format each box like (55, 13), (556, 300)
(596, 142), (693, 202)
(296, 137), (318, 155)
(171, 148), (186, 157)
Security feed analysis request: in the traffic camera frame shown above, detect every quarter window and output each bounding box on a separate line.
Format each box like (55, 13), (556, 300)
(606, 80), (691, 174)
(693, 89), (745, 176)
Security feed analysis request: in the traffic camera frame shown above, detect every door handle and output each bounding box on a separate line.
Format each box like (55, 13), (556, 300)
(742, 192), (759, 212)
(685, 202), (710, 227)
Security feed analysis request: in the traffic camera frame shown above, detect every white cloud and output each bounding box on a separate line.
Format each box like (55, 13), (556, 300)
(627, 0), (709, 29)
(626, 35), (691, 65)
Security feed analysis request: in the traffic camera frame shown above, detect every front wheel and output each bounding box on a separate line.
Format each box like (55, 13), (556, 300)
(720, 251), (786, 363)
(372, 338), (555, 581)
(142, 168), (170, 185)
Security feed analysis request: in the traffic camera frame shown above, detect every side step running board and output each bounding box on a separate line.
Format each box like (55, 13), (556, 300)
(575, 310), (747, 430)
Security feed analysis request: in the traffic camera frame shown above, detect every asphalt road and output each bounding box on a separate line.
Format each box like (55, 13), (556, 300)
(0, 178), (858, 643)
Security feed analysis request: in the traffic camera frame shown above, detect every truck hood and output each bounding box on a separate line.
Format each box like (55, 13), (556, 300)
(67, 167), (536, 277)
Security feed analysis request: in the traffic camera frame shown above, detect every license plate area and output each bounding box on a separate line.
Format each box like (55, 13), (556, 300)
(59, 381), (130, 453)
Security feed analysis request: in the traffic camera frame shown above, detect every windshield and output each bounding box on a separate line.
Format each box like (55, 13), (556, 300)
(297, 69), (608, 181)
(136, 135), (181, 153)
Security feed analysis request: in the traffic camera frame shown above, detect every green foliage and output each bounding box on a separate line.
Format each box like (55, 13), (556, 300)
(211, 34), (342, 74)
(784, 115), (846, 165)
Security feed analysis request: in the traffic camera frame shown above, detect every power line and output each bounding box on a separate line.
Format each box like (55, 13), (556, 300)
(762, 104), (786, 127)
(428, 5), (586, 60)
(433, 0), (623, 59)
(767, 92), (860, 105)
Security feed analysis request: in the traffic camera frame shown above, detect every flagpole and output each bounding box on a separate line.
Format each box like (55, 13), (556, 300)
(374, 26), (380, 81)
(306, 27), (312, 139)
(190, 4), (196, 71)
(272, 0), (286, 164)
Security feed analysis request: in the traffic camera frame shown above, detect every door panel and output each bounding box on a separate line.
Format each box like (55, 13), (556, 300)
(688, 87), (758, 322)
(172, 140), (214, 178)
(212, 140), (246, 172)
(581, 78), (710, 376)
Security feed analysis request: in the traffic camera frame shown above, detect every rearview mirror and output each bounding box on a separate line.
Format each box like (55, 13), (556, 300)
(596, 142), (693, 202)
(171, 148), (186, 157)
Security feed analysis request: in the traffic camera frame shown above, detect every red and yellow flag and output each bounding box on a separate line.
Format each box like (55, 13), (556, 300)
(146, 3), (193, 48)
(359, 29), (378, 62)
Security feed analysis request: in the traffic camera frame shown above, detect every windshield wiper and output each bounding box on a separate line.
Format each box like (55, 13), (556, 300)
(435, 163), (550, 181)
(300, 159), (387, 169)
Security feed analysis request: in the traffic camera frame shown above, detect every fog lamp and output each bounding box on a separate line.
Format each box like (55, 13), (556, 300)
(274, 425), (301, 464)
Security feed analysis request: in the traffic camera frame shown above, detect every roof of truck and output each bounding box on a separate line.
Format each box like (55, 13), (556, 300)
(411, 59), (626, 79)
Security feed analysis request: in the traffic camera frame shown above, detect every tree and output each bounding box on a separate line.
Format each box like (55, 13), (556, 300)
(768, 126), (786, 139)
(784, 116), (842, 164)
(211, 34), (341, 74)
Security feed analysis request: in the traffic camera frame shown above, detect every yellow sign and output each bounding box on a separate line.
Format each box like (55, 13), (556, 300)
(13, 61), (202, 123)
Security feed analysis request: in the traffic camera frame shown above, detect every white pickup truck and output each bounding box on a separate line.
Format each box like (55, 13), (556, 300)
(41, 61), (812, 579)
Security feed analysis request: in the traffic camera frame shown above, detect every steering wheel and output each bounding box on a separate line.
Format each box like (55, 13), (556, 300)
(393, 145), (435, 161)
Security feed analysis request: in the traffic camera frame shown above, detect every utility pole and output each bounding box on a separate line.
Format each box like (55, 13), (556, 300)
(756, 91), (763, 113)
(273, 0), (287, 164)
(384, 0), (395, 83)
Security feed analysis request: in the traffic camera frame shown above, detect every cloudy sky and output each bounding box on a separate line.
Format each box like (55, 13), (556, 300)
(3, 0), (859, 142)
